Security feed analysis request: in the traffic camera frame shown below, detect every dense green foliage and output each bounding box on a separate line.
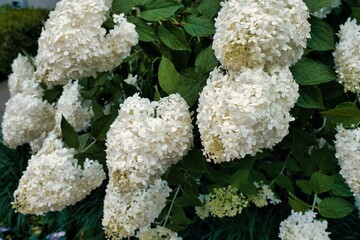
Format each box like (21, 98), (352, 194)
(2, 0), (360, 239)
(0, 6), (49, 81)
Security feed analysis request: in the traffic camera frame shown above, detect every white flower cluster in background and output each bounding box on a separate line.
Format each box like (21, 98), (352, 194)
(8, 54), (42, 97)
(334, 126), (360, 201)
(333, 18), (360, 95)
(35, 0), (138, 85)
(279, 210), (331, 240)
(248, 182), (281, 207)
(12, 132), (106, 215)
(2, 94), (55, 148)
(197, 67), (298, 163)
(106, 94), (193, 190)
(55, 80), (93, 133)
(311, 0), (342, 19)
(137, 226), (182, 240)
(103, 179), (171, 239)
(213, 0), (310, 72)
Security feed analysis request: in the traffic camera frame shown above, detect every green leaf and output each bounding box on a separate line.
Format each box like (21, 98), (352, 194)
(139, 0), (183, 21)
(177, 71), (206, 107)
(297, 86), (324, 109)
(112, 0), (152, 14)
(61, 116), (79, 149)
(78, 133), (91, 152)
(321, 105), (360, 128)
(230, 169), (250, 188)
(310, 172), (334, 194)
(291, 57), (336, 85)
(198, 0), (221, 18)
(332, 183), (353, 197)
(288, 196), (310, 212)
(195, 47), (218, 74)
(352, 7), (360, 23)
(91, 114), (117, 142)
(158, 57), (181, 94)
(127, 16), (157, 42)
(158, 25), (190, 51)
(296, 180), (313, 195)
(183, 15), (215, 37)
(275, 175), (294, 193)
(307, 17), (335, 51)
(318, 197), (355, 219)
(303, 0), (335, 12)
(181, 149), (206, 178)
(92, 99), (104, 120)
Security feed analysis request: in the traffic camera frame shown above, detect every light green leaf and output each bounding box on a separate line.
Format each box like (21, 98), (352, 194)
(318, 197), (355, 219)
(195, 47), (218, 74)
(158, 57), (181, 94)
(307, 17), (335, 51)
(321, 104), (360, 128)
(139, 0), (182, 21)
(291, 57), (336, 85)
(297, 86), (324, 109)
(158, 25), (190, 51)
(183, 15), (215, 37)
(61, 116), (79, 149)
(288, 196), (311, 212)
(127, 16), (157, 42)
(310, 172), (334, 194)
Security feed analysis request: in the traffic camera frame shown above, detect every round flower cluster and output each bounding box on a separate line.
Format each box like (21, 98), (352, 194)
(333, 18), (360, 95)
(8, 54), (42, 97)
(334, 126), (360, 201)
(106, 94), (193, 190)
(55, 80), (93, 133)
(12, 132), (106, 215)
(2, 93), (55, 148)
(102, 179), (171, 239)
(197, 67), (298, 163)
(279, 210), (331, 240)
(137, 226), (182, 240)
(213, 0), (310, 72)
(35, 0), (138, 85)
(311, 0), (341, 19)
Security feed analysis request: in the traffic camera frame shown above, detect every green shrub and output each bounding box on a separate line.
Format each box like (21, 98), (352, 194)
(0, 7), (49, 81)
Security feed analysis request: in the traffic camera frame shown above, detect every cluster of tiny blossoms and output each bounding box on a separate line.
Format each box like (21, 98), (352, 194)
(137, 226), (182, 240)
(12, 132), (106, 215)
(35, 0), (138, 85)
(279, 210), (331, 240)
(197, 67), (298, 163)
(213, 0), (310, 72)
(248, 182), (281, 207)
(334, 126), (360, 201)
(311, 0), (341, 19)
(106, 94), (193, 190)
(333, 18), (360, 95)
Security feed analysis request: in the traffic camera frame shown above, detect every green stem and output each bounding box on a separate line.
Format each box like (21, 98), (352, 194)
(162, 185), (181, 227)
(312, 193), (318, 210)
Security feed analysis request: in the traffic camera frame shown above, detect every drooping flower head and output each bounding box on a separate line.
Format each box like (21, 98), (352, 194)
(333, 18), (360, 95)
(35, 0), (138, 85)
(12, 132), (106, 215)
(2, 93), (55, 148)
(106, 94), (193, 191)
(279, 210), (331, 240)
(213, 0), (310, 72)
(102, 179), (171, 239)
(197, 67), (298, 163)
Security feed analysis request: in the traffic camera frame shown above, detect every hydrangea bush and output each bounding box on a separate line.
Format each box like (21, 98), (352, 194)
(1, 0), (360, 239)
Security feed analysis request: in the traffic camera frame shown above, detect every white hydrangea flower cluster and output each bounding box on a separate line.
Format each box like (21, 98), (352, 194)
(35, 0), (138, 85)
(55, 80), (93, 133)
(333, 18), (360, 95)
(124, 74), (140, 90)
(334, 126), (360, 201)
(103, 179), (171, 239)
(213, 0), (310, 72)
(2, 93), (55, 148)
(279, 210), (331, 240)
(12, 132), (106, 215)
(106, 94), (193, 190)
(137, 226), (182, 240)
(248, 182), (281, 207)
(197, 67), (298, 163)
(312, 0), (341, 19)
(8, 54), (42, 97)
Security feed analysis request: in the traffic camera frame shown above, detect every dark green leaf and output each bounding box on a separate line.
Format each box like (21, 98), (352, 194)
(158, 25), (190, 51)
(291, 57), (336, 85)
(297, 86), (324, 109)
(78, 133), (91, 152)
(307, 17), (335, 51)
(332, 183), (353, 197)
(303, 0), (335, 12)
(112, 0), (152, 14)
(158, 57), (181, 94)
(296, 180), (313, 195)
(139, 0), (183, 21)
(181, 149), (206, 178)
(288, 196), (310, 212)
(285, 157), (301, 173)
(127, 16), (157, 42)
(275, 175), (294, 193)
(205, 164), (232, 186)
(91, 114), (117, 141)
(61, 116), (79, 149)
(318, 197), (355, 218)
(321, 105), (360, 128)
(183, 15), (215, 37)
(352, 7), (360, 23)
(310, 172), (334, 194)
(198, 0), (221, 18)
(92, 99), (104, 120)
(230, 169), (250, 188)
(195, 47), (218, 74)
